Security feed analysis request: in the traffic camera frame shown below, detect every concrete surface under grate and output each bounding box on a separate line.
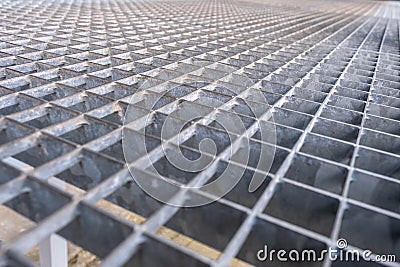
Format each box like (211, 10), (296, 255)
(0, 0), (400, 266)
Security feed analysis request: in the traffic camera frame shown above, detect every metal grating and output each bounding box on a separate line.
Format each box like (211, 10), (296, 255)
(0, 0), (400, 266)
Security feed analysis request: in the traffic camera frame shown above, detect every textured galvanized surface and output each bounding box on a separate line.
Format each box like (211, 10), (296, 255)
(0, 0), (400, 266)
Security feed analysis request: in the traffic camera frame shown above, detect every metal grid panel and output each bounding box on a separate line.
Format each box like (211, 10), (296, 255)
(0, 0), (399, 266)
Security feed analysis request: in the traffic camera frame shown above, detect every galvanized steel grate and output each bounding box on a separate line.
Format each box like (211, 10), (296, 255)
(0, 0), (400, 266)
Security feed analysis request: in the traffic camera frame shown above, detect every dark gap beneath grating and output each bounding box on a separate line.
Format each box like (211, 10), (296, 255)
(55, 150), (124, 191)
(149, 145), (213, 184)
(5, 178), (72, 223)
(165, 191), (247, 251)
(57, 203), (134, 259)
(328, 94), (366, 112)
(0, 162), (20, 185)
(320, 105), (363, 126)
(300, 133), (355, 164)
(12, 134), (76, 167)
(355, 147), (400, 180)
(273, 108), (313, 130)
(23, 105), (80, 129)
(104, 179), (166, 219)
(64, 93), (113, 113)
(282, 97), (321, 115)
(0, 119), (35, 145)
(0, 94), (44, 116)
(59, 116), (117, 145)
(264, 182), (339, 236)
(312, 118), (359, 143)
(360, 129), (400, 155)
(348, 171), (400, 214)
(125, 234), (209, 267)
(340, 204), (400, 261)
(285, 154), (348, 194)
(230, 139), (288, 175)
(252, 120), (303, 149)
(201, 160), (271, 208)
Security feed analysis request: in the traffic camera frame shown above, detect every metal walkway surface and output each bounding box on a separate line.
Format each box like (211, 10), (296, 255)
(0, 0), (399, 266)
